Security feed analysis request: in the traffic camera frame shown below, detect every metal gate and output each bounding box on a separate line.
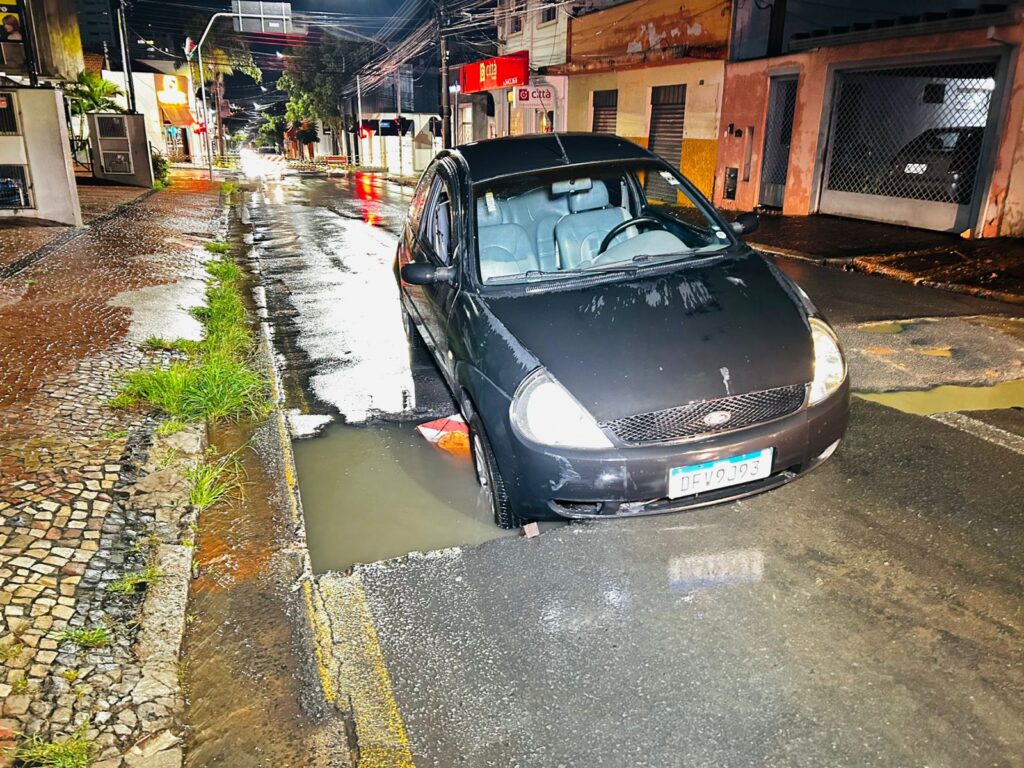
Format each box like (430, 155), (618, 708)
(645, 84), (686, 204)
(759, 76), (797, 208)
(592, 89), (618, 134)
(820, 60), (999, 232)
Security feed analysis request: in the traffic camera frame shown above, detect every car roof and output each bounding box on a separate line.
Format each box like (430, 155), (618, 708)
(450, 133), (658, 184)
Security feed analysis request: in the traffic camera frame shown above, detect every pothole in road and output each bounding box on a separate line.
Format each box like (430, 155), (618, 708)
(855, 379), (1024, 415)
(293, 421), (533, 573)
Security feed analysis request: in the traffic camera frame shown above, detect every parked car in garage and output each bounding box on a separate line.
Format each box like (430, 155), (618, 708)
(396, 134), (849, 528)
(881, 127), (984, 204)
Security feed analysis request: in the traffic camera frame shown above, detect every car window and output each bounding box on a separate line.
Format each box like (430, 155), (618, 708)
(473, 162), (731, 285)
(407, 164), (437, 236)
(419, 175), (455, 265)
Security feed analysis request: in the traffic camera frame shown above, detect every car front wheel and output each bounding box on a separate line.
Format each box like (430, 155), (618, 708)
(470, 416), (523, 530)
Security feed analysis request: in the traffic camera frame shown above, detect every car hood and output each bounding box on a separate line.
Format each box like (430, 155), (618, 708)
(482, 252), (814, 422)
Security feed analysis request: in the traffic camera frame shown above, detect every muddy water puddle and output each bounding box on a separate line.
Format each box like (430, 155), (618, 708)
(856, 379), (1024, 415)
(293, 421), (524, 572)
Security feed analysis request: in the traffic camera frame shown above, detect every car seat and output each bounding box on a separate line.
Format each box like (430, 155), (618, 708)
(475, 198), (540, 282)
(553, 180), (631, 269)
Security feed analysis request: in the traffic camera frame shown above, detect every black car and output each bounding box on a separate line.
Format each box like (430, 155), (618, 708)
(882, 127), (984, 204)
(397, 134), (849, 528)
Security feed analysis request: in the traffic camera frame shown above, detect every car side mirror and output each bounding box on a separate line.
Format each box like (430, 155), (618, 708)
(401, 263), (455, 285)
(730, 212), (759, 236)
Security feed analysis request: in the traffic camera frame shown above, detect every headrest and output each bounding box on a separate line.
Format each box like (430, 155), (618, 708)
(476, 195), (503, 227)
(551, 177), (592, 196)
(568, 180), (609, 213)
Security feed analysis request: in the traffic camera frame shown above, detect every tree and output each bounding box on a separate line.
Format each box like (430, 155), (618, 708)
(277, 35), (374, 141)
(187, 15), (262, 154)
(65, 70), (125, 136)
(256, 114), (287, 150)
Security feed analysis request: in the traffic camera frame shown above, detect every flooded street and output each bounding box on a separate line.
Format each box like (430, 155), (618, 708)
(246, 173), (522, 571)
(239, 170), (1024, 767)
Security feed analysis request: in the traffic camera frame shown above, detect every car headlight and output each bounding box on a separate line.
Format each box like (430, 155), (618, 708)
(510, 369), (613, 449)
(809, 318), (846, 405)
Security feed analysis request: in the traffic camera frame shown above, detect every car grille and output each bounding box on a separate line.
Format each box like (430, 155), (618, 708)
(600, 384), (807, 444)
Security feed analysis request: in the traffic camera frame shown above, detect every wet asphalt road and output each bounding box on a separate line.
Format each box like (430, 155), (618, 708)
(247, 172), (1024, 767)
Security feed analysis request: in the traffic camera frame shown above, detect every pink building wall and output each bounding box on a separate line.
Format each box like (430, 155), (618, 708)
(714, 18), (1024, 238)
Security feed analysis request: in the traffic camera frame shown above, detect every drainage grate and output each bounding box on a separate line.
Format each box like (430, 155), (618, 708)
(600, 384), (807, 444)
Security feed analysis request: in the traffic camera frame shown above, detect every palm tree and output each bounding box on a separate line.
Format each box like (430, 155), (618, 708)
(65, 70), (125, 137)
(188, 15), (261, 155)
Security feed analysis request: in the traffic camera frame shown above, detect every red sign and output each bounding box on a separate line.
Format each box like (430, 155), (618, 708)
(460, 52), (529, 94)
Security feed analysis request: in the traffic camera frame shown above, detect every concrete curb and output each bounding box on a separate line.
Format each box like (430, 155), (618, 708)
(850, 256), (1024, 305)
(755, 244), (1024, 306)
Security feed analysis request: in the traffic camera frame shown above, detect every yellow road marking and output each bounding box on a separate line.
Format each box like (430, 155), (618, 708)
(318, 573), (416, 767)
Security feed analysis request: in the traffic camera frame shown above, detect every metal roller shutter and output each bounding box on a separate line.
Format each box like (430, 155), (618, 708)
(592, 89), (618, 134)
(645, 84), (686, 204)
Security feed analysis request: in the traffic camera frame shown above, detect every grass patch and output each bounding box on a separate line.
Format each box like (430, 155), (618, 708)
(155, 419), (187, 437)
(99, 429), (128, 441)
(56, 626), (112, 649)
(186, 455), (241, 512)
(15, 729), (93, 768)
(0, 643), (24, 663)
(114, 256), (269, 424)
(106, 565), (162, 595)
(203, 240), (232, 255)
(11, 676), (29, 694)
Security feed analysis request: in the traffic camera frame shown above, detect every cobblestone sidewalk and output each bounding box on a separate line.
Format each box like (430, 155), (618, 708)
(0, 174), (223, 766)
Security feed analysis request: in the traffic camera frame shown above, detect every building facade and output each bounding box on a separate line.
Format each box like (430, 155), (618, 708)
(552, 0), (732, 201)
(714, 2), (1024, 237)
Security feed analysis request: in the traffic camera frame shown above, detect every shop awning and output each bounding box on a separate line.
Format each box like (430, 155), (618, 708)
(160, 103), (195, 128)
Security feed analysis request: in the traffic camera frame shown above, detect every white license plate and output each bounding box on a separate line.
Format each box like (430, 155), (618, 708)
(668, 448), (773, 499)
(904, 163), (928, 175)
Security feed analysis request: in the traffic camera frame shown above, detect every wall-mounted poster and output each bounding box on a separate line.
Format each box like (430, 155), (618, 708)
(0, 3), (26, 70)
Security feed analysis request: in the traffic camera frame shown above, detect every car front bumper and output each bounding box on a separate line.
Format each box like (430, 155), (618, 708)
(498, 380), (850, 520)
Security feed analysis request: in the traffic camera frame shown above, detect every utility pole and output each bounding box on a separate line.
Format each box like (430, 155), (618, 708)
(19, 0), (40, 87)
(356, 74), (364, 166)
(115, 0), (137, 112)
(438, 0), (451, 149)
(395, 71), (403, 176)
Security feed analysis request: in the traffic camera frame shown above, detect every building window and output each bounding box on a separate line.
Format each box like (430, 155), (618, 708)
(0, 92), (19, 135)
(0, 165), (31, 208)
(539, 0), (557, 24)
(509, 0), (524, 33)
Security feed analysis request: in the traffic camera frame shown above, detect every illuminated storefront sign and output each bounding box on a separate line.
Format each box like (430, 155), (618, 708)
(459, 52), (529, 94)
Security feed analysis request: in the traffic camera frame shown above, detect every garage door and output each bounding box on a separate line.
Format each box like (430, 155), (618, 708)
(645, 84), (686, 204)
(819, 61), (999, 232)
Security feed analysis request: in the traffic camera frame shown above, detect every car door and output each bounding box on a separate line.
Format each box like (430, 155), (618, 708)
(404, 163), (461, 381)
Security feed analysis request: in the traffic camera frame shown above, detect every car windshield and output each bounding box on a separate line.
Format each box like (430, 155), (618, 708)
(473, 162), (732, 285)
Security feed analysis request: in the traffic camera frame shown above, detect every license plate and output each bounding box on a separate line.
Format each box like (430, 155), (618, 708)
(668, 448), (773, 499)
(904, 163), (927, 175)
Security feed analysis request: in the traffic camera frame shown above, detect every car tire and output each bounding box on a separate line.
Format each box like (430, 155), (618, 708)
(402, 307), (423, 353)
(470, 416), (523, 530)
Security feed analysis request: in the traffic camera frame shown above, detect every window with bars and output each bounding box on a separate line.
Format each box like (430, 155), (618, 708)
(592, 90), (618, 134)
(0, 92), (18, 135)
(0, 165), (30, 208)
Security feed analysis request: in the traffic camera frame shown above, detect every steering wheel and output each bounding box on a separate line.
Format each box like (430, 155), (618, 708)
(597, 216), (667, 256)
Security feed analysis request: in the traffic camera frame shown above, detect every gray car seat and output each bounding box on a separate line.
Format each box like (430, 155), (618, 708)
(476, 198), (540, 282)
(553, 180), (631, 269)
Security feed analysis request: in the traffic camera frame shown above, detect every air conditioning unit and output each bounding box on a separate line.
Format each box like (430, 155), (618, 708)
(101, 151), (133, 175)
